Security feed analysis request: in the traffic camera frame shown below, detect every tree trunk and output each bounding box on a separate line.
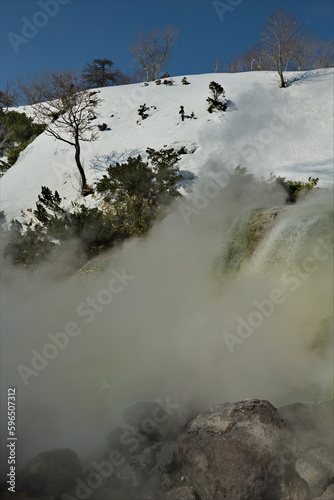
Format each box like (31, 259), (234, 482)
(279, 69), (286, 88)
(278, 56), (286, 88)
(74, 136), (91, 195)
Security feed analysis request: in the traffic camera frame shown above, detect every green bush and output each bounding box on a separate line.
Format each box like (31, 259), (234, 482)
(95, 147), (182, 237)
(0, 108), (45, 166)
(267, 174), (319, 203)
(207, 81), (227, 113)
(4, 187), (116, 269)
(110, 194), (161, 238)
(4, 145), (183, 269)
(96, 155), (154, 198)
(4, 148), (183, 269)
(96, 147), (182, 203)
(0, 109), (45, 144)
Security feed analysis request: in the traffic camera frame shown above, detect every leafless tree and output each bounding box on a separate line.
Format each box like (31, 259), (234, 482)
(316, 39), (334, 68)
(0, 85), (18, 107)
(132, 68), (147, 83)
(129, 25), (178, 81)
(224, 54), (245, 73)
(21, 70), (102, 195)
(292, 31), (319, 70)
(259, 8), (303, 87)
(15, 70), (57, 105)
(240, 44), (266, 71)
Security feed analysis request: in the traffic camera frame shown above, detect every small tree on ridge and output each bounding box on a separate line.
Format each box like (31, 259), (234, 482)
(26, 70), (102, 195)
(129, 26), (179, 81)
(259, 8), (303, 87)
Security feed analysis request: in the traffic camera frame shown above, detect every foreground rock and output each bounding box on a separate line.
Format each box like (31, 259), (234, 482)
(180, 399), (309, 500)
(5, 399), (332, 499)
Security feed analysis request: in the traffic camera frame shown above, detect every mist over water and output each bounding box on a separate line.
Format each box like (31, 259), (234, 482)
(0, 174), (333, 477)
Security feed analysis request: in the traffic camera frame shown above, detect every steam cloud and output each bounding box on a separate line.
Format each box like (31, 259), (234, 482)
(0, 172), (333, 477)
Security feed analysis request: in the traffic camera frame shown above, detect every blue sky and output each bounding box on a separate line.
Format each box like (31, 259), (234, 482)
(1, 0), (333, 88)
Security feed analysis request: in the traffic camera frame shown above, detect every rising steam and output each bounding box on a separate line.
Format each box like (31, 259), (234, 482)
(0, 170), (333, 477)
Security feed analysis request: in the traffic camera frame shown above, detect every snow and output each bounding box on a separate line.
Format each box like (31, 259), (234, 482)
(1, 69), (333, 222)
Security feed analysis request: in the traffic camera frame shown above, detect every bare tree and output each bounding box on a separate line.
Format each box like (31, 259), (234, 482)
(129, 25), (178, 81)
(317, 39), (334, 68)
(224, 54), (245, 73)
(259, 8), (303, 87)
(132, 68), (147, 83)
(21, 70), (102, 195)
(0, 84), (18, 108)
(292, 31), (319, 70)
(240, 44), (266, 71)
(15, 70), (58, 105)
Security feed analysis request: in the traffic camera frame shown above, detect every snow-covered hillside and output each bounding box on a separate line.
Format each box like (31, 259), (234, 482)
(1, 69), (333, 222)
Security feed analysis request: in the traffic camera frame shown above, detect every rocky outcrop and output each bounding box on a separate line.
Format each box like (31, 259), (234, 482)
(180, 399), (309, 500)
(5, 399), (333, 499)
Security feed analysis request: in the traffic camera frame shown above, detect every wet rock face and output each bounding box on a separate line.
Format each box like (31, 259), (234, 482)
(24, 448), (83, 497)
(180, 399), (309, 500)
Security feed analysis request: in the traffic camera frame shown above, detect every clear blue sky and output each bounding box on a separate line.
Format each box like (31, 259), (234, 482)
(1, 0), (333, 88)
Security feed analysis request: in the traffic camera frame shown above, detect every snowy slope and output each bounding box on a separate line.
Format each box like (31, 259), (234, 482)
(1, 69), (333, 222)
